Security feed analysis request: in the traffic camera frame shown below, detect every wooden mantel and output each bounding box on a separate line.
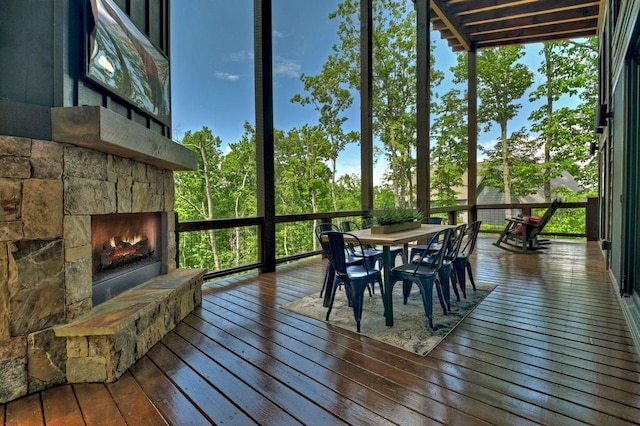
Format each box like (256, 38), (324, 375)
(51, 106), (198, 171)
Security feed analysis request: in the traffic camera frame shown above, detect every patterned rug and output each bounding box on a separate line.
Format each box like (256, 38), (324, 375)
(282, 282), (496, 356)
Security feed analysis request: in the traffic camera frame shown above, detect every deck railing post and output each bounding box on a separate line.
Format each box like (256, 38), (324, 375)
(586, 196), (599, 241)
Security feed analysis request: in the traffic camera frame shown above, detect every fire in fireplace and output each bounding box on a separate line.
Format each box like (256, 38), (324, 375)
(91, 212), (166, 305)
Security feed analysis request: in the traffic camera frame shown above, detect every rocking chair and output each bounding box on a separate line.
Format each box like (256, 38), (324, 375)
(493, 199), (561, 253)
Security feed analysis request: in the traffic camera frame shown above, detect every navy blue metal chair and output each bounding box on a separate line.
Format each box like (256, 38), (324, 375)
(414, 223), (466, 309)
(340, 220), (404, 269)
(389, 228), (452, 329)
(339, 221), (383, 270)
(321, 231), (383, 332)
(314, 223), (341, 299)
(409, 217), (445, 261)
(453, 220), (482, 298)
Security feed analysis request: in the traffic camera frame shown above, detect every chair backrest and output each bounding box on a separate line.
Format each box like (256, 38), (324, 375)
(314, 223), (340, 244)
(459, 220), (482, 257)
(339, 221), (360, 232)
(321, 231), (372, 276)
(445, 223), (467, 261)
(412, 228), (452, 274)
(535, 198), (561, 231)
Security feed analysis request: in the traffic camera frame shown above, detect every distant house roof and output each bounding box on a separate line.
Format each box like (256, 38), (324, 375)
(476, 170), (583, 204)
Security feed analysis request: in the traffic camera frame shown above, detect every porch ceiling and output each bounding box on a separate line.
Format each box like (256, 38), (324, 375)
(429, 0), (602, 51)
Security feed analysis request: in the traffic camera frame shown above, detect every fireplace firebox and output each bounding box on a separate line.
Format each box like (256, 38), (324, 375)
(91, 212), (167, 305)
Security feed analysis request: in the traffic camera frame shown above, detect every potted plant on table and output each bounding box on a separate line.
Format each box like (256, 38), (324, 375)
(370, 208), (423, 234)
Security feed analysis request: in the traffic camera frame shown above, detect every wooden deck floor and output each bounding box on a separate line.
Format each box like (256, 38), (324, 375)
(2, 238), (640, 425)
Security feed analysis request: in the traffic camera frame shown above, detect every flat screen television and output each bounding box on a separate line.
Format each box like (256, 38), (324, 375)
(85, 0), (170, 125)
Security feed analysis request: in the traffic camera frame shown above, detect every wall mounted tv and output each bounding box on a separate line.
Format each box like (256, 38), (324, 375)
(85, 0), (170, 125)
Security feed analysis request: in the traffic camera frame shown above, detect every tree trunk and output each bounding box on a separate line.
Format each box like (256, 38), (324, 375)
(501, 121), (512, 218)
(198, 134), (220, 270)
(544, 44), (553, 202)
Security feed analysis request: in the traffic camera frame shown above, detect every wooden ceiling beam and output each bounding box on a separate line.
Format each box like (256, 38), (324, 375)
(476, 28), (598, 49)
(457, 7), (599, 34)
(458, 4), (599, 27)
(429, 0), (600, 52)
(430, 0), (472, 51)
(471, 19), (599, 43)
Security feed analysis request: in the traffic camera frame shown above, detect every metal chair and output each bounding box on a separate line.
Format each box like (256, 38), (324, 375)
(453, 220), (482, 298)
(388, 228), (452, 328)
(340, 220), (404, 268)
(321, 231), (383, 332)
(314, 223), (341, 298)
(414, 223), (467, 310)
(409, 216), (445, 260)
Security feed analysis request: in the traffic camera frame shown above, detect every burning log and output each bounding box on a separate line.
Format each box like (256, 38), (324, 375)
(100, 235), (151, 269)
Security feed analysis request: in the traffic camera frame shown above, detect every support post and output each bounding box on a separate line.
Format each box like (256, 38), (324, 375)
(254, 0), (276, 272)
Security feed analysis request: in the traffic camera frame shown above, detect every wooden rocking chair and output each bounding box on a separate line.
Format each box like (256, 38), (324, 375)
(493, 199), (561, 253)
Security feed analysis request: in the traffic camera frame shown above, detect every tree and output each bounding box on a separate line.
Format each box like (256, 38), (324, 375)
(175, 127), (224, 269)
(453, 46), (534, 204)
(275, 124), (333, 252)
(430, 88), (468, 206)
(219, 122), (258, 265)
(291, 54), (359, 211)
(329, 0), (443, 206)
(528, 39), (599, 197)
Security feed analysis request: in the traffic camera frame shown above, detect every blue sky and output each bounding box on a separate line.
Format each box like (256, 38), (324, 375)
(170, 1), (570, 181)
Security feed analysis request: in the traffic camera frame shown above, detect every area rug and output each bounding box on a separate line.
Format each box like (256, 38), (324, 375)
(282, 282), (496, 356)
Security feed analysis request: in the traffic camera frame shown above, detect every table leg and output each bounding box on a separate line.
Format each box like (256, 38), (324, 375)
(383, 245), (394, 327)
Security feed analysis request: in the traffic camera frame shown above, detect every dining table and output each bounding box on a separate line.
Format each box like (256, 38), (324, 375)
(324, 223), (455, 327)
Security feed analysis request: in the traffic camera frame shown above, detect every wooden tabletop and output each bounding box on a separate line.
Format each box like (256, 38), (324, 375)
(342, 224), (454, 246)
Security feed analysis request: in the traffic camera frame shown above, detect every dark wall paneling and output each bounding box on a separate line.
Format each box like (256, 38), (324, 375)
(110, 98), (131, 120)
(150, 119), (163, 135)
(0, 1), (55, 106)
(113, 0), (127, 12)
(130, 0), (148, 34)
(0, 0), (169, 138)
(133, 110), (149, 127)
(149, 0), (162, 47)
(78, 80), (105, 108)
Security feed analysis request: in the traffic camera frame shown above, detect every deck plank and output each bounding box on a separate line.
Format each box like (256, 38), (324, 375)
(73, 384), (126, 426)
(106, 371), (169, 425)
(5, 394), (43, 426)
(1, 239), (639, 425)
(40, 385), (84, 426)
(128, 355), (214, 425)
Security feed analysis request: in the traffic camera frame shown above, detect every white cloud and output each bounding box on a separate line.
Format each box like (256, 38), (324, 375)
(215, 72), (241, 81)
(273, 56), (301, 78)
(226, 50), (254, 62)
(273, 30), (285, 39)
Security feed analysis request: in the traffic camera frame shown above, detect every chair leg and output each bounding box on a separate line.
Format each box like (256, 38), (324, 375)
(320, 263), (331, 298)
(434, 276), (448, 315)
(325, 277), (341, 321)
(402, 280), (413, 304)
(347, 282), (368, 333)
(416, 280), (434, 329)
(449, 270), (461, 302)
(466, 263), (477, 291)
(455, 262), (467, 299)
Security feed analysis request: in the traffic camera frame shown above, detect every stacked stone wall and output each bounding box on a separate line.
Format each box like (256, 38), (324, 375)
(0, 134), (178, 403)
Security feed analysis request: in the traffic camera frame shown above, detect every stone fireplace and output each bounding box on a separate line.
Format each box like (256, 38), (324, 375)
(0, 106), (203, 403)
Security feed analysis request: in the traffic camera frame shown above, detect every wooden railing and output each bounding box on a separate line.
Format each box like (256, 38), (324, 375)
(177, 198), (598, 280)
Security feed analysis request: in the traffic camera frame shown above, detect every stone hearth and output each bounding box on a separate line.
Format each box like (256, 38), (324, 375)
(0, 107), (200, 403)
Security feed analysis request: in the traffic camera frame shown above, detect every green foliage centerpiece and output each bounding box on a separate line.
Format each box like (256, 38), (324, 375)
(371, 208), (422, 234)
